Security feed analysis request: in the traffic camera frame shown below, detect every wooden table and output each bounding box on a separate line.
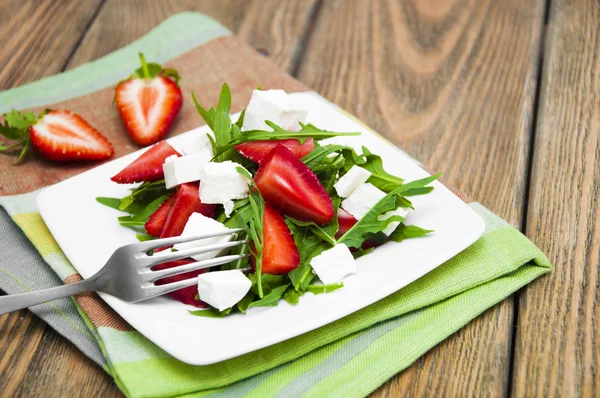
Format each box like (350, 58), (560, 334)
(0, 0), (598, 396)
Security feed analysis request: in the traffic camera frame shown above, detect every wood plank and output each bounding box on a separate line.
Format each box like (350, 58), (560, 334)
(0, 1), (108, 396)
(0, 1), (318, 397)
(67, 0), (319, 73)
(0, 0), (103, 90)
(296, 0), (545, 396)
(513, 0), (600, 396)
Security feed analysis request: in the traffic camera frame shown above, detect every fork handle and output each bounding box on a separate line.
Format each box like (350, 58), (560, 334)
(0, 277), (98, 316)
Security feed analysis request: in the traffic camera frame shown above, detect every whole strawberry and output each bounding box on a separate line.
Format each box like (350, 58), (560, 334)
(0, 109), (113, 163)
(115, 53), (183, 146)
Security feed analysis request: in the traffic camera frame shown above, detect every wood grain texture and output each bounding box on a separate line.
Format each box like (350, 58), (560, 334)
(0, 1), (318, 397)
(296, 0), (545, 396)
(0, 0), (103, 90)
(66, 0), (319, 73)
(513, 0), (600, 396)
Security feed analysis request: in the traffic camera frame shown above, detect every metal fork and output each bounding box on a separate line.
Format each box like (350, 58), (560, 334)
(0, 229), (246, 316)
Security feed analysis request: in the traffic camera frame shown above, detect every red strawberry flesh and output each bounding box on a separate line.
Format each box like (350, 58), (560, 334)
(115, 76), (183, 146)
(145, 194), (175, 237)
(259, 205), (300, 275)
(235, 138), (314, 163)
(254, 145), (334, 225)
(159, 183), (216, 239)
(29, 110), (113, 162)
(335, 208), (358, 239)
(153, 259), (207, 307)
(111, 140), (180, 184)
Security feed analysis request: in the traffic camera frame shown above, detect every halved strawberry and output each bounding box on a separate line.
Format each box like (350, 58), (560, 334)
(153, 259), (207, 307)
(259, 204), (300, 275)
(335, 208), (358, 239)
(0, 109), (113, 163)
(159, 183), (216, 239)
(255, 145), (334, 225)
(145, 193), (175, 237)
(111, 140), (180, 184)
(235, 138), (314, 163)
(115, 53), (183, 146)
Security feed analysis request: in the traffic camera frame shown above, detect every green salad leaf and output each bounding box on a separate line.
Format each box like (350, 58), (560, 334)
(248, 284), (290, 308)
(337, 174), (439, 248)
(193, 83), (246, 164)
(282, 287), (300, 305)
(389, 224), (434, 242)
(360, 147), (405, 192)
(285, 196), (340, 246)
(307, 283), (344, 295)
(235, 168), (265, 297)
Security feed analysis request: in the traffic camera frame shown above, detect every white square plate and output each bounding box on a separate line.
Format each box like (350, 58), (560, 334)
(37, 93), (485, 365)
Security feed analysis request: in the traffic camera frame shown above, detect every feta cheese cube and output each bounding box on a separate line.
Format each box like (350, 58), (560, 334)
(341, 183), (408, 236)
(334, 166), (372, 197)
(310, 244), (356, 284)
(199, 161), (251, 217)
(182, 131), (214, 156)
(197, 270), (252, 311)
(162, 152), (212, 189)
(173, 213), (236, 261)
(242, 89), (308, 132)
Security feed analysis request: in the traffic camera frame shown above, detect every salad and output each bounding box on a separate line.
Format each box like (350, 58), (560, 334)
(98, 83), (439, 317)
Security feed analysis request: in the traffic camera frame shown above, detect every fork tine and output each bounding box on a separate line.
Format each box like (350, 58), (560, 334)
(143, 254), (247, 282)
(145, 276), (203, 299)
(132, 228), (243, 252)
(142, 240), (247, 267)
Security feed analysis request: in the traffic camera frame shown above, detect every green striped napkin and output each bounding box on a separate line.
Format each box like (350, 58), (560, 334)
(0, 12), (550, 398)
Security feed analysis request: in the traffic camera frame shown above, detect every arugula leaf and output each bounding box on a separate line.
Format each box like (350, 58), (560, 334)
(95, 197), (122, 210)
(360, 147), (405, 192)
(397, 173), (441, 193)
(117, 194), (170, 227)
(337, 174), (439, 249)
(248, 284), (290, 308)
(192, 92), (216, 131)
(119, 180), (172, 211)
(352, 247), (375, 259)
(401, 187), (434, 196)
(193, 83), (246, 163)
(235, 168), (265, 297)
(307, 283), (344, 295)
(234, 109), (246, 129)
(286, 221), (327, 292)
(285, 196), (340, 246)
(136, 233), (154, 242)
(301, 144), (349, 172)
(188, 307), (232, 318)
(282, 287), (300, 305)
(389, 224), (434, 243)
(213, 123), (361, 159)
(237, 291), (256, 313)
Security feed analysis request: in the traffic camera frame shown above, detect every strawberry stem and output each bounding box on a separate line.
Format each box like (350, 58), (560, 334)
(139, 52), (150, 79)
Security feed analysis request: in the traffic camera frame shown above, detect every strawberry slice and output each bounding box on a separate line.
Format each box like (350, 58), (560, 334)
(259, 205), (300, 275)
(255, 145), (334, 225)
(0, 109), (114, 163)
(153, 259), (207, 307)
(159, 183), (216, 239)
(111, 140), (180, 184)
(335, 208), (358, 239)
(235, 138), (314, 163)
(115, 53), (183, 146)
(145, 193), (175, 237)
